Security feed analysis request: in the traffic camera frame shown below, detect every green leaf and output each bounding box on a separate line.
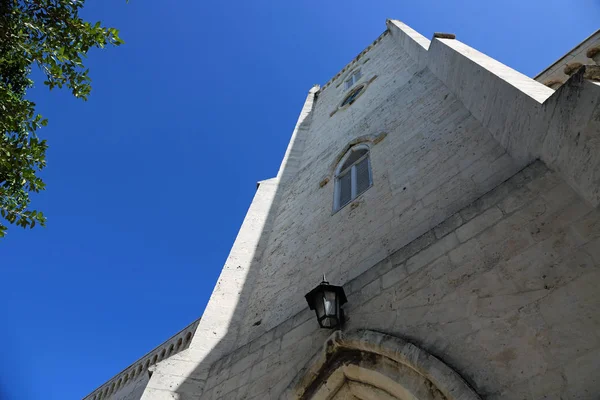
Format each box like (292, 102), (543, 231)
(0, 0), (126, 237)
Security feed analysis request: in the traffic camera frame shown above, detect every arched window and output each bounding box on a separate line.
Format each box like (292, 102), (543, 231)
(151, 354), (158, 364)
(334, 145), (372, 211)
(159, 349), (166, 360)
(167, 344), (174, 357)
(340, 84), (365, 108)
(185, 331), (192, 345)
(176, 338), (183, 350)
(144, 360), (150, 370)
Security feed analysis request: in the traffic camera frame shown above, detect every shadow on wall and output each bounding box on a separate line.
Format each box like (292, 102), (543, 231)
(138, 86), (322, 400)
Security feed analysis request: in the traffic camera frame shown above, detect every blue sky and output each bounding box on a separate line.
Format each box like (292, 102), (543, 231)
(0, 1), (598, 399)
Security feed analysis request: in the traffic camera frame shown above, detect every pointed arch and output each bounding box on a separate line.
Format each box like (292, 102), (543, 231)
(282, 329), (480, 400)
(327, 133), (387, 177)
(333, 144), (372, 211)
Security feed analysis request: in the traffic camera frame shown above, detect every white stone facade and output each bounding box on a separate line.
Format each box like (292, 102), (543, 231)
(86, 20), (600, 400)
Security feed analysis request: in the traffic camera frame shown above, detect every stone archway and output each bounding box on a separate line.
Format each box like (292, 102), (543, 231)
(282, 330), (480, 400)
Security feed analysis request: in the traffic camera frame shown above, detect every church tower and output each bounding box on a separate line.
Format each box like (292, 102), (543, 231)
(85, 20), (600, 400)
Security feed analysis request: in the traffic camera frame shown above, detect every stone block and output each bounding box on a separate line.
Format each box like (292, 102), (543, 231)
(540, 181), (579, 210)
(248, 329), (274, 355)
(348, 257), (391, 294)
(459, 178), (516, 222)
(526, 168), (561, 193)
(497, 184), (537, 214)
(381, 263), (408, 289)
(220, 367), (251, 398)
(456, 206), (503, 242)
(273, 317), (294, 340)
(572, 209), (600, 241)
(486, 369), (564, 400)
(389, 231), (436, 267)
(448, 238), (485, 271)
(563, 347), (600, 400)
(229, 350), (262, 378)
(406, 232), (459, 274)
(249, 352), (279, 381)
(433, 212), (464, 239)
(475, 290), (548, 318)
(360, 277), (382, 303)
(281, 318), (318, 350)
(583, 237), (600, 265)
(262, 338), (281, 360)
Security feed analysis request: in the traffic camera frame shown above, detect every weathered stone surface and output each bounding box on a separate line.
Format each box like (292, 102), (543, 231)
(456, 206), (503, 242)
(193, 162), (600, 400)
(169, 159), (600, 399)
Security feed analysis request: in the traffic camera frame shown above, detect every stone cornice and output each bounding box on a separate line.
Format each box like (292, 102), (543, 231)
(535, 28), (600, 80)
(84, 317), (201, 400)
(320, 30), (390, 93)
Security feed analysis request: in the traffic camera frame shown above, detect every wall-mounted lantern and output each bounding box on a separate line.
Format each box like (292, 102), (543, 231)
(304, 276), (347, 329)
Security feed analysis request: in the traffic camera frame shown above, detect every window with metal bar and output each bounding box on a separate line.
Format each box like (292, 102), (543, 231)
(345, 69), (362, 90)
(334, 146), (372, 211)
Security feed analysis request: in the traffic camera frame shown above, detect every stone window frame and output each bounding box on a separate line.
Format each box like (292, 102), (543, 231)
(333, 143), (373, 212)
(344, 68), (363, 91)
(330, 74), (377, 118)
(339, 83), (367, 110)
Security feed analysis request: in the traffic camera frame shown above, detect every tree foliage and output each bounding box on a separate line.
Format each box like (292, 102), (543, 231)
(0, 0), (123, 237)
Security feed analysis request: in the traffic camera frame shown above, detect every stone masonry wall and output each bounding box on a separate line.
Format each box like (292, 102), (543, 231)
(199, 161), (600, 400)
(237, 33), (523, 345)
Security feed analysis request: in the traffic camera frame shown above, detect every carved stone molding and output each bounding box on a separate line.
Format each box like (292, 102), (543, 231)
(283, 329), (481, 400)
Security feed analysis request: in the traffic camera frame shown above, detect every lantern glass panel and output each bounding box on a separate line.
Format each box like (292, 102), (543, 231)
(314, 290), (325, 318)
(324, 290), (337, 317)
(321, 316), (335, 328)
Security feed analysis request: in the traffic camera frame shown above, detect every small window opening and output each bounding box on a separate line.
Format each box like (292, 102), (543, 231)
(345, 69), (362, 90)
(334, 146), (372, 211)
(176, 338), (183, 350)
(341, 84), (365, 108)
